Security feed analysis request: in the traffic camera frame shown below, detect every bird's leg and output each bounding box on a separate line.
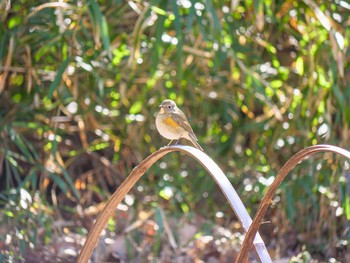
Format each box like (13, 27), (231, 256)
(167, 140), (174, 146)
(174, 136), (182, 145)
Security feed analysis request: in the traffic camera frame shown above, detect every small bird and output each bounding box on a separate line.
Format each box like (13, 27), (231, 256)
(156, 99), (203, 151)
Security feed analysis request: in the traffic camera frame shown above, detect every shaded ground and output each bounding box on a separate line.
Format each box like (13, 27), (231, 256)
(2, 201), (346, 263)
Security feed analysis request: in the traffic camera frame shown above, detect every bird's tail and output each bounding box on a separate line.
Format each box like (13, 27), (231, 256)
(188, 133), (203, 151)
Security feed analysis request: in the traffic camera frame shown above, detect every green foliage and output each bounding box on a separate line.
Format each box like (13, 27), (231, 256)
(0, 188), (53, 261)
(0, 0), (349, 260)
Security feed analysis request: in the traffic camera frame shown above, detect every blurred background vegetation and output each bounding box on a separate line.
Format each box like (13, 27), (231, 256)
(0, 0), (349, 262)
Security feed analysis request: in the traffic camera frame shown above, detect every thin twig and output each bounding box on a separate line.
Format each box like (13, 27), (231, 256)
(25, 2), (74, 21)
(0, 36), (14, 92)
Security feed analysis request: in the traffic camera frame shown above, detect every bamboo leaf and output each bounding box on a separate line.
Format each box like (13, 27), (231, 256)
(9, 128), (34, 162)
(48, 57), (70, 99)
(332, 84), (345, 112)
(206, 0), (221, 34)
(171, 0), (183, 80)
(17, 167), (38, 191)
(49, 173), (68, 194)
(59, 164), (80, 199)
(87, 0), (111, 58)
(295, 56), (304, 75)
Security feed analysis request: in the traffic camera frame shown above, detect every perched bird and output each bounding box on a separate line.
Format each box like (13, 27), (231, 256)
(156, 99), (203, 151)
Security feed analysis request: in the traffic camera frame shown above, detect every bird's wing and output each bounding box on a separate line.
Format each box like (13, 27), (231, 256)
(170, 110), (198, 140)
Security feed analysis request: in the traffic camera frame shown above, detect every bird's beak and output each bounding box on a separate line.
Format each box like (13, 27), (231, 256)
(159, 106), (165, 114)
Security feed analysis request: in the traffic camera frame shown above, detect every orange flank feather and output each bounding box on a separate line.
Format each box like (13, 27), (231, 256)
(162, 116), (180, 130)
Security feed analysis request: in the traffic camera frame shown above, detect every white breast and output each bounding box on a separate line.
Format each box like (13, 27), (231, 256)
(156, 114), (186, 140)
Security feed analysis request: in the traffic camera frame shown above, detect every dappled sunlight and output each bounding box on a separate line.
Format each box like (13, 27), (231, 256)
(0, 0), (349, 262)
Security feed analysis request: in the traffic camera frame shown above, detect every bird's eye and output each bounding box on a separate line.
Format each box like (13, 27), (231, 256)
(168, 106), (171, 109)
